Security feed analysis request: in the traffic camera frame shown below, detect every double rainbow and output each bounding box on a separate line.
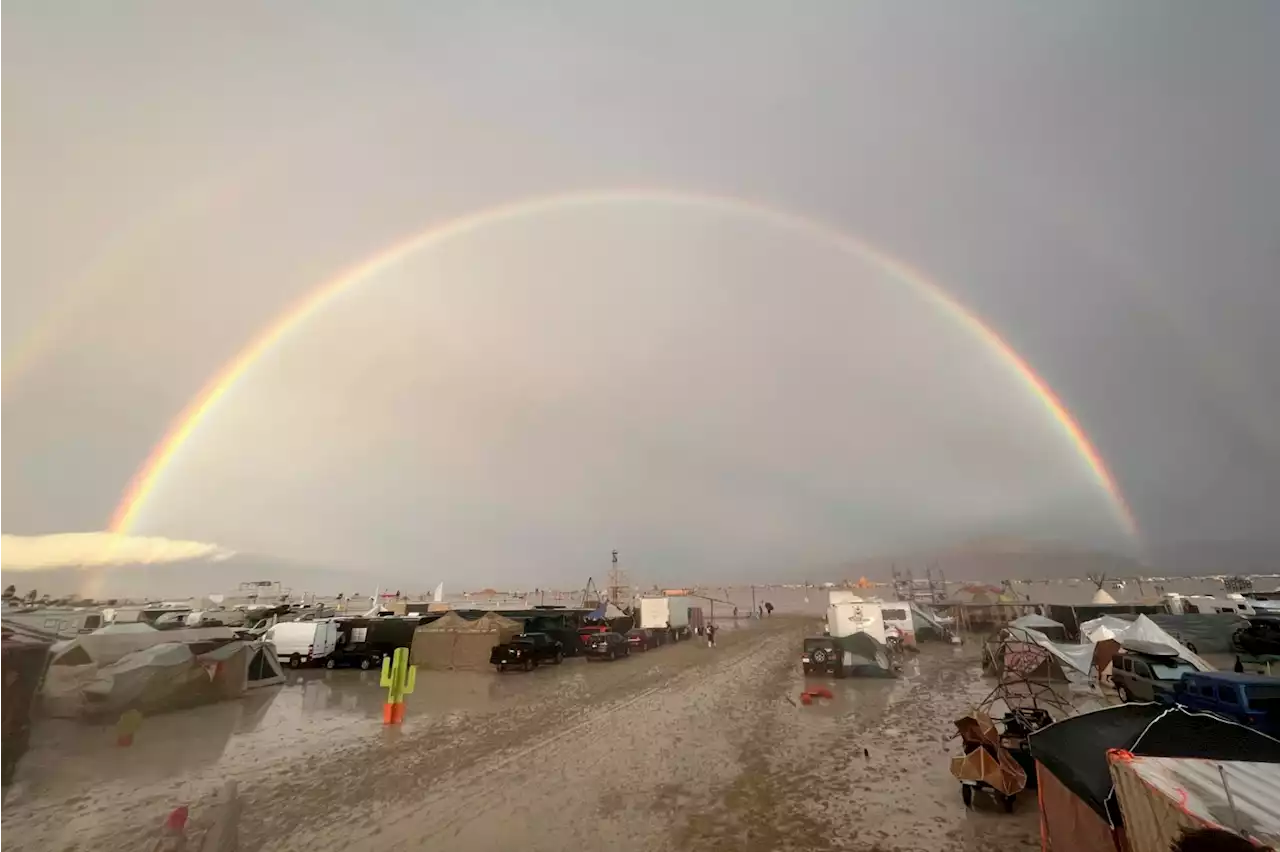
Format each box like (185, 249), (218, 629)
(107, 189), (1140, 542)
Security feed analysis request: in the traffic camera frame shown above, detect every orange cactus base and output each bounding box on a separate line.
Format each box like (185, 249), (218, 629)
(382, 702), (406, 724)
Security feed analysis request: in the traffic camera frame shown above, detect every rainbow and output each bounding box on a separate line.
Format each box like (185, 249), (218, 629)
(108, 188), (1141, 541)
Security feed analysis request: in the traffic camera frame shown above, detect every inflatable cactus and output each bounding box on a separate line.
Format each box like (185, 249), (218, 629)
(380, 646), (416, 724)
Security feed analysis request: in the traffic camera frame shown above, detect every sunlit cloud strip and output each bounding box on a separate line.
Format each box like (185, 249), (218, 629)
(106, 189), (1142, 545)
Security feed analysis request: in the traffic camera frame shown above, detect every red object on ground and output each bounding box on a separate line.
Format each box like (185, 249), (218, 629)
(383, 702), (406, 724)
(117, 733), (135, 747)
(799, 687), (834, 706)
(164, 806), (190, 831)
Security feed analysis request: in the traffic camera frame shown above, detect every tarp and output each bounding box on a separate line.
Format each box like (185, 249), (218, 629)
(998, 626), (1093, 682)
(410, 611), (523, 669)
(1111, 757), (1280, 852)
(1029, 703), (1280, 827)
(1079, 614), (1213, 671)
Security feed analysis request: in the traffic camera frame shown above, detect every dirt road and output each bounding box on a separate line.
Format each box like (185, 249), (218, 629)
(6, 619), (1039, 852)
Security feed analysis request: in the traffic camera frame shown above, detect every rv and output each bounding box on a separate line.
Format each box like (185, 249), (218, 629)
(825, 600), (906, 676)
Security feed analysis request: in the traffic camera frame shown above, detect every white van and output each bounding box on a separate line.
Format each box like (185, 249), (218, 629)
(265, 620), (340, 668)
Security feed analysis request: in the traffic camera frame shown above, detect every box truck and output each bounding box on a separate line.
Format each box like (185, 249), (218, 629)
(639, 596), (693, 640)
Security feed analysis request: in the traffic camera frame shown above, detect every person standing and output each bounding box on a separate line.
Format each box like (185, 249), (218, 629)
(707, 622), (718, 648)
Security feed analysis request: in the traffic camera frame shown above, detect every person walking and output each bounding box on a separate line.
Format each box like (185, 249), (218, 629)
(706, 622), (718, 648)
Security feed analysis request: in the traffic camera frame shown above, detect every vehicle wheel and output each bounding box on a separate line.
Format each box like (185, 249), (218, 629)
(325, 658), (337, 669)
(811, 649), (828, 665)
(1117, 685), (1132, 703)
(554, 650), (564, 664)
(360, 658), (372, 670)
(961, 785), (973, 807)
(289, 654), (302, 669)
(523, 658), (534, 672)
(1185, 641), (1198, 654)
(498, 664), (507, 673)
(1003, 794), (1016, 813)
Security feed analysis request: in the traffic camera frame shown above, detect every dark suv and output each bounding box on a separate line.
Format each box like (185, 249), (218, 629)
(490, 632), (564, 672)
(802, 636), (840, 676)
(584, 632), (630, 661)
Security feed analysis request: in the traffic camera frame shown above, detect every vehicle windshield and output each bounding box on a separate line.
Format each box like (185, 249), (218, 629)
(1150, 660), (1198, 680)
(1246, 684), (1280, 712)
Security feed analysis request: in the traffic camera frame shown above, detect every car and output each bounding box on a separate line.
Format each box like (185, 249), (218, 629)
(490, 632), (565, 672)
(1231, 616), (1280, 659)
(801, 636), (840, 676)
(1162, 671), (1280, 737)
(584, 632), (630, 661)
(625, 628), (652, 651)
(1111, 641), (1200, 702)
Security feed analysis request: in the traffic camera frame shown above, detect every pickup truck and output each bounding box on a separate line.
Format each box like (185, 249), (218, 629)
(490, 632), (565, 672)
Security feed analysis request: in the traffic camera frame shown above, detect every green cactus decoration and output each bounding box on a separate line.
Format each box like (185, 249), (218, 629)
(380, 646), (416, 724)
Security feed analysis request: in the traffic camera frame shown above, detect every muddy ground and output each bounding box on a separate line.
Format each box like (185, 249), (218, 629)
(5, 618), (1042, 852)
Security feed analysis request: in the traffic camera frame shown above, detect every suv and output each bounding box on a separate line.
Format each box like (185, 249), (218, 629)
(584, 632), (630, 661)
(1112, 640), (1199, 702)
(1162, 671), (1280, 737)
(802, 636), (840, 676)
(489, 632), (564, 672)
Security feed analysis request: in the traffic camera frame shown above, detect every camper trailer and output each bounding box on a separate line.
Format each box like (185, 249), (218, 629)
(825, 601), (901, 676)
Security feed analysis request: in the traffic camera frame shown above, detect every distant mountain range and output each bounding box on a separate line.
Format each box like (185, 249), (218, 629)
(6, 537), (1275, 602)
(3, 553), (424, 601)
(832, 537), (1279, 583)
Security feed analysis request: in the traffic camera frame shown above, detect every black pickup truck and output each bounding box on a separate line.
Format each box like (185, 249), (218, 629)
(490, 632), (565, 672)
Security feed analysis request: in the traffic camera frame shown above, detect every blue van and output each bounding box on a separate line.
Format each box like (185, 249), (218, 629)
(1162, 671), (1280, 737)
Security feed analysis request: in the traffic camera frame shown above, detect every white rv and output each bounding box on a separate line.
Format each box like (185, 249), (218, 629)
(265, 620), (340, 668)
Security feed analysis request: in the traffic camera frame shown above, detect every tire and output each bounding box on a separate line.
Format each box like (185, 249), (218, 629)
(1003, 794), (1016, 813)
(811, 649), (828, 665)
(360, 658), (372, 670)
(523, 658), (534, 672)
(289, 654), (302, 669)
(961, 785), (973, 807)
(497, 664), (506, 672)
(325, 658), (337, 669)
(1117, 684), (1132, 703)
(554, 650), (564, 665)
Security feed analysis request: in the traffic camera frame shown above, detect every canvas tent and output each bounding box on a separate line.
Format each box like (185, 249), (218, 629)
(1028, 704), (1280, 852)
(410, 611), (524, 670)
(244, 640), (285, 688)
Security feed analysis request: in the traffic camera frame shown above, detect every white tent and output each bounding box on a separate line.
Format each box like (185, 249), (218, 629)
(1011, 613), (1064, 631)
(1078, 614), (1212, 671)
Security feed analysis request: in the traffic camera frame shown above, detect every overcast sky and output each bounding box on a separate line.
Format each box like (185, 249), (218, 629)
(4, 1), (1278, 587)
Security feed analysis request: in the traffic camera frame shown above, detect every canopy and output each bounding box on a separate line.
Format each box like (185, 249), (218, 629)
(1029, 703), (1280, 825)
(586, 602), (626, 621)
(1012, 613), (1064, 630)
